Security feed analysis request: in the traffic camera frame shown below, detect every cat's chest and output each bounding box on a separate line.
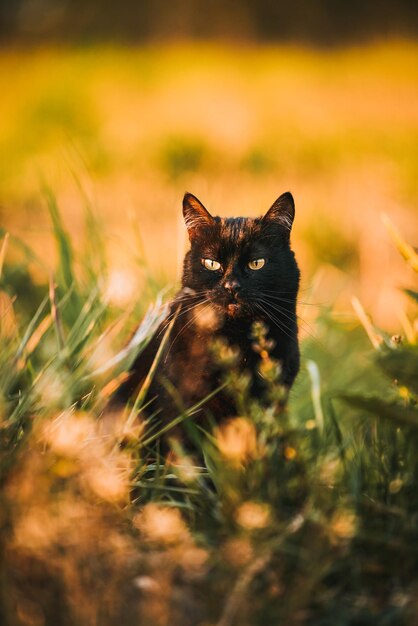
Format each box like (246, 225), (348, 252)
(161, 325), (269, 421)
(164, 316), (258, 381)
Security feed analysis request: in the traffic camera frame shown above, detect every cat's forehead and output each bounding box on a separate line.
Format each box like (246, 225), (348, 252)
(194, 215), (269, 259)
(219, 216), (258, 244)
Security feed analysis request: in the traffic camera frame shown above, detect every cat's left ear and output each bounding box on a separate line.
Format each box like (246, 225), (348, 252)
(262, 192), (295, 237)
(183, 192), (214, 240)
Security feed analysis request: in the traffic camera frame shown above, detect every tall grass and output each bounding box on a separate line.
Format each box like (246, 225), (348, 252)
(0, 197), (417, 625)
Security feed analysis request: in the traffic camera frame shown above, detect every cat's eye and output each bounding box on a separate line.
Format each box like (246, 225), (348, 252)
(202, 258), (222, 271)
(248, 258), (265, 270)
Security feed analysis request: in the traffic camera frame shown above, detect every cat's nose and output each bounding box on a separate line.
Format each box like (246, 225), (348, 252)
(224, 278), (241, 297)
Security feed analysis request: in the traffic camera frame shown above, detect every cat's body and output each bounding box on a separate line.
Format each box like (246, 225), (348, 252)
(113, 192), (300, 424)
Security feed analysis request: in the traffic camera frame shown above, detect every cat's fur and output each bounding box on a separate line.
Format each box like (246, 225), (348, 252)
(113, 192), (300, 423)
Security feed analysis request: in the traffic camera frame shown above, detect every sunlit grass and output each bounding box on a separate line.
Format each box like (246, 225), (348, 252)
(1, 197), (418, 624)
(1, 38), (418, 624)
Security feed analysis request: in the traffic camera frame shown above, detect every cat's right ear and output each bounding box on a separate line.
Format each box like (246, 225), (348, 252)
(183, 193), (214, 240)
(261, 192), (295, 239)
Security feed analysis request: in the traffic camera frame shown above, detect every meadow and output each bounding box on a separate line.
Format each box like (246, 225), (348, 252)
(0, 41), (418, 625)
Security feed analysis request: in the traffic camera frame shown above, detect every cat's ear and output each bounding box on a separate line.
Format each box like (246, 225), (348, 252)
(262, 192), (295, 236)
(183, 192), (214, 239)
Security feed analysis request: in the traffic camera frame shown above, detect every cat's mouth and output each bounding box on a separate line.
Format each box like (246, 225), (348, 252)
(208, 292), (248, 318)
(210, 298), (244, 318)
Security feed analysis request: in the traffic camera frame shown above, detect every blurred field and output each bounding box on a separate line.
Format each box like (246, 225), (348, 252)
(1, 40), (418, 328)
(2, 40), (418, 626)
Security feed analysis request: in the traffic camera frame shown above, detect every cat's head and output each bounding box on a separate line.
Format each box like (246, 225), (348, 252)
(181, 192), (300, 321)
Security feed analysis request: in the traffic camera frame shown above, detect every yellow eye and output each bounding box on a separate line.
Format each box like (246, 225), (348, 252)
(248, 258), (265, 270)
(202, 258), (222, 271)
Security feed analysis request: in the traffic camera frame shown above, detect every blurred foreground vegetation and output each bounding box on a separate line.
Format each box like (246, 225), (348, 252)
(0, 195), (417, 626)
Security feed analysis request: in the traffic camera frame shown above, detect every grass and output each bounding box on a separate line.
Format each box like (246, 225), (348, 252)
(0, 195), (417, 626)
(0, 39), (417, 625)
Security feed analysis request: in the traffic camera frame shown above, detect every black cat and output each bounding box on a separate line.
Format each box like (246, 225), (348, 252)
(113, 192), (300, 424)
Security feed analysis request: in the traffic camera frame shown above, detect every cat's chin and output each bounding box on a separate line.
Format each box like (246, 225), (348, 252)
(225, 303), (243, 318)
(208, 301), (244, 319)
